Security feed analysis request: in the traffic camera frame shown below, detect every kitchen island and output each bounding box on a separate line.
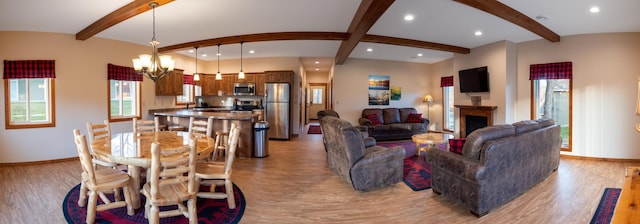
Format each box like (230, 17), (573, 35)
(152, 109), (259, 158)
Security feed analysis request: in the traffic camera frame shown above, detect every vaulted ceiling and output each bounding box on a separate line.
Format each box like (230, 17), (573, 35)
(1, 0), (639, 72)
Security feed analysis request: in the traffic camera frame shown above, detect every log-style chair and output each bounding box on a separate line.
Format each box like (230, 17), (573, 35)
(84, 120), (122, 204)
(211, 123), (237, 161)
(133, 117), (160, 135)
(188, 117), (213, 137)
(72, 129), (134, 223)
(142, 137), (198, 224)
(195, 125), (241, 209)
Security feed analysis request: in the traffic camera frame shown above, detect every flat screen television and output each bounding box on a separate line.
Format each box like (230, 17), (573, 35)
(458, 66), (489, 93)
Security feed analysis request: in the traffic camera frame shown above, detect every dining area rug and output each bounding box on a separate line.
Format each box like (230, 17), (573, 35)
(590, 188), (621, 224)
(63, 183), (245, 224)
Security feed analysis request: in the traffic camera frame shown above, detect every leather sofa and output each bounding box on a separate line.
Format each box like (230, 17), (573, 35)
(426, 118), (561, 216)
(319, 115), (405, 191)
(358, 108), (429, 141)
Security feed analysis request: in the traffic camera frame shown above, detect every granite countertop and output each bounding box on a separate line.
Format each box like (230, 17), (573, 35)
(153, 109), (258, 121)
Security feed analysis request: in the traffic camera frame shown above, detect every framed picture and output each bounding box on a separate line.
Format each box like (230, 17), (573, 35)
(390, 86), (401, 100)
(369, 75), (390, 105)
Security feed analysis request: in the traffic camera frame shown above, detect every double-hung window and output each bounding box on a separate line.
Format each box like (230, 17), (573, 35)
(530, 62), (573, 151)
(3, 60), (56, 129)
(107, 64), (142, 122)
(441, 76), (454, 131)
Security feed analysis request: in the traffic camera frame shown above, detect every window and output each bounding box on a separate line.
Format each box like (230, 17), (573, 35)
(107, 63), (142, 122)
(441, 76), (454, 131)
(530, 62), (572, 151)
(3, 60), (56, 129)
(312, 88), (323, 104)
(176, 75), (200, 104)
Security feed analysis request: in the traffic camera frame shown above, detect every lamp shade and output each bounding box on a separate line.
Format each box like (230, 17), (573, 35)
(423, 95), (433, 103)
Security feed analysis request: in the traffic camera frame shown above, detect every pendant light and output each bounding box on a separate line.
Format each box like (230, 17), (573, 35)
(238, 41), (245, 80)
(215, 44), (222, 80)
(193, 46), (200, 81)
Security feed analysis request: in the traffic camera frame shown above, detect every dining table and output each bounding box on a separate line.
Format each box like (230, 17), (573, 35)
(90, 131), (214, 209)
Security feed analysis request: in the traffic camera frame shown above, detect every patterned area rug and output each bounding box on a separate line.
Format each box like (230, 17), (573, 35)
(377, 141), (432, 191)
(307, 125), (322, 134)
(63, 183), (245, 224)
(590, 188), (621, 224)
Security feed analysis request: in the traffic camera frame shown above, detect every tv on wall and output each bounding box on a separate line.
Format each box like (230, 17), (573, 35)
(458, 66), (489, 93)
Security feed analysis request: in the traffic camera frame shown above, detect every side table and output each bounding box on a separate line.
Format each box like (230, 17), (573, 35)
(411, 132), (454, 156)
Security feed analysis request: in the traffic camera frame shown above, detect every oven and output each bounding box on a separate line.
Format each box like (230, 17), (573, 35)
(233, 82), (255, 96)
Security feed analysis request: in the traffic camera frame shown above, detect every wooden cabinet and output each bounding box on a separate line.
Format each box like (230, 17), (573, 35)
(255, 73), (266, 96)
(235, 73), (256, 82)
(265, 70), (293, 83)
(155, 69), (184, 96)
(199, 74), (219, 96)
(219, 74), (236, 95)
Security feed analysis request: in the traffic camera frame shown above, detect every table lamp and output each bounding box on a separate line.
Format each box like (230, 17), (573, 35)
(423, 94), (433, 120)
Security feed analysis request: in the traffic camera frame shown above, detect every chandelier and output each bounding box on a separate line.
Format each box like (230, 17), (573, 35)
(132, 2), (174, 82)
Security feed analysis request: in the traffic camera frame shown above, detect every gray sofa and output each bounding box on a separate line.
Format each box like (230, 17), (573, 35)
(426, 118), (561, 216)
(358, 108), (429, 141)
(319, 115), (405, 191)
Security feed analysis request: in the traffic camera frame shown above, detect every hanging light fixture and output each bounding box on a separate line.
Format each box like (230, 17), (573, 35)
(238, 41), (245, 80)
(132, 2), (174, 82)
(193, 46), (200, 81)
(215, 44), (222, 80)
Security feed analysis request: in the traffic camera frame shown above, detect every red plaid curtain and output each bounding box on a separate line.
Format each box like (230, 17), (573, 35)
(440, 76), (453, 87)
(529, 62), (572, 80)
(3, 60), (56, 79)
(108, 63), (142, 81)
(183, 74), (195, 85)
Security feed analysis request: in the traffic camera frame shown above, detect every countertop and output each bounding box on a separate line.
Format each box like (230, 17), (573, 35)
(153, 109), (258, 121)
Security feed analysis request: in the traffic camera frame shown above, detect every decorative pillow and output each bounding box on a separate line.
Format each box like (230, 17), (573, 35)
(366, 114), (381, 125)
(449, 138), (466, 155)
(407, 113), (422, 123)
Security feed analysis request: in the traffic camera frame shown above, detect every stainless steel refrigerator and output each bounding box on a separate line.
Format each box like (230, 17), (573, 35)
(265, 83), (290, 140)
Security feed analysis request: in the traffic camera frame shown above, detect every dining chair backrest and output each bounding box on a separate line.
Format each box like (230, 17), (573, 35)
(133, 117), (159, 135)
(73, 129), (97, 186)
(86, 120), (111, 144)
(223, 125), (241, 174)
(188, 117), (213, 137)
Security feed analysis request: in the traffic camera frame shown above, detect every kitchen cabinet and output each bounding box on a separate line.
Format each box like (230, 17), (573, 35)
(255, 73), (266, 96)
(199, 74), (219, 96)
(155, 69), (184, 96)
(235, 73), (256, 82)
(219, 74), (236, 96)
(265, 70), (293, 83)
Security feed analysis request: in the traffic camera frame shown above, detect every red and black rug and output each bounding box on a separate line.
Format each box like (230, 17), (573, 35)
(63, 183), (245, 224)
(307, 125), (322, 134)
(590, 188), (620, 224)
(377, 141), (432, 191)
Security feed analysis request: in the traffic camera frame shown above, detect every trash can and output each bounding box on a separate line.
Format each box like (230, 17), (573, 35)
(254, 121), (270, 157)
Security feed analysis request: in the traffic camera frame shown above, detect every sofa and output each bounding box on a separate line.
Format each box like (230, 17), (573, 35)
(358, 108), (429, 141)
(425, 118), (561, 217)
(317, 110), (374, 147)
(319, 115), (406, 191)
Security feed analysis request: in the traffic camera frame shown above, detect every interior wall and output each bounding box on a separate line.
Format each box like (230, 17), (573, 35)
(428, 58), (454, 132)
(516, 33), (640, 159)
(333, 58), (431, 125)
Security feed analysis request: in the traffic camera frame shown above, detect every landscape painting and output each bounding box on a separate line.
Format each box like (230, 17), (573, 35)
(390, 86), (401, 100)
(369, 75), (390, 105)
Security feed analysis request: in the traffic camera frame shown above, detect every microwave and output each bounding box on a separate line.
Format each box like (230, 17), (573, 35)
(234, 82), (255, 95)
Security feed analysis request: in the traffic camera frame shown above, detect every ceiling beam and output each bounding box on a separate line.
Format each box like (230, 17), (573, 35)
(362, 35), (470, 54)
(335, 0), (395, 65)
(454, 0), (560, 42)
(75, 0), (174, 41)
(158, 32), (349, 52)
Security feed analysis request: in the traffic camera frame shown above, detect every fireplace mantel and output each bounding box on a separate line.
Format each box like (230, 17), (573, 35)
(455, 105), (497, 138)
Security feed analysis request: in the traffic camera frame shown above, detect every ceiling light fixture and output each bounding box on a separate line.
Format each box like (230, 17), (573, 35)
(590, 6), (600, 13)
(404, 14), (414, 21)
(131, 2), (174, 82)
(417, 53), (423, 57)
(315, 61), (320, 64)
(215, 44), (222, 80)
(193, 46), (200, 81)
(238, 42), (245, 80)
(535, 15), (548, 21)
(474, 31), (483, 36)
(315, 68), (319, 71)
(367, 48), (373, 52)
(249, 50), (255, 54)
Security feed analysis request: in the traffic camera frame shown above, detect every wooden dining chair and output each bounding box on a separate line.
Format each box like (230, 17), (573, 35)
(195, 125), (240, 209)
(142, 137), (198, 224)
(133, 117), (160, 135)
(188, 117), (213, 137)
(84, 120), (123, 204)
(211, 123), (237, 161)
(72, 129), (134, 224)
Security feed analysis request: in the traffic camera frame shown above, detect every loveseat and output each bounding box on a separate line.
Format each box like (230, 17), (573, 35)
(426, 118), (561, 216)
(319, 115), (405, 191)
(358, 108), (429, 141)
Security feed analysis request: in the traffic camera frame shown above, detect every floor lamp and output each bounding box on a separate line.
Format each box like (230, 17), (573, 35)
(423, 95), (433, 120)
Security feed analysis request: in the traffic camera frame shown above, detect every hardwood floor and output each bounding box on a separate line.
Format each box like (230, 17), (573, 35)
(1, 126), (638, 223)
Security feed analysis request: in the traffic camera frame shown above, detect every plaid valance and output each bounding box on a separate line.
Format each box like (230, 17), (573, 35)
(529, 62), (572, 80)
(183, 74), (195, 85)
(440, 76), (454, 87)
(3, 60), (56, 79)
(108, 63), (142, 81)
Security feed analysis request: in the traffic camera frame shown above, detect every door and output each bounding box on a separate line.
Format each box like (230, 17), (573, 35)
(307, 83), (326, 121)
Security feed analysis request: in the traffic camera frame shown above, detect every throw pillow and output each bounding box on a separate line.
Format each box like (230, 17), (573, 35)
(449, 138), (465, 155)
(366, 114), (381, 125)
(407, 113), (422, 123)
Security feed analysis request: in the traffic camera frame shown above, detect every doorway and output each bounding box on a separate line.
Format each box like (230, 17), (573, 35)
(306, 83), (327, 122)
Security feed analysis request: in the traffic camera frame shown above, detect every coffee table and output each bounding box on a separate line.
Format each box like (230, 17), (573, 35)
(411, 132), (454, 156)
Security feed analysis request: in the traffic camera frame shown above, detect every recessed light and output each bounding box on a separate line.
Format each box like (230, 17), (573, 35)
(535, 15), (548, 21)
(188, 50), (194, 53)
(367, 48), (373, 52)
(474, 31), (483, 36)
(315, 68), (319, 71)
(590, 6), (600, 13)
(417, 53), (423, 57)
(216, 53), (221, 56)
(404, 14), (414, 21)
(201, 54), (207, 57)
(314, 61), (320, 64)
(249, 50), (255, 54)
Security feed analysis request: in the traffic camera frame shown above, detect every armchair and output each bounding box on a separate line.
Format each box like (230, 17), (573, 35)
(317, 110), (374, 147)
(318, 116), (405, 191)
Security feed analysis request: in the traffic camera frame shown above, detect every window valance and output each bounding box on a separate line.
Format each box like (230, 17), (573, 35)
(183, 75), (195, 85)
(108, 63), (142, 81)
(3, 60), (56, 79)
(440, 76), (454, 87)
(529, 62), (573, 80)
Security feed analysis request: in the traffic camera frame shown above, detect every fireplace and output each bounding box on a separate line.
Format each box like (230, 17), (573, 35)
(455, 105), (497, 138)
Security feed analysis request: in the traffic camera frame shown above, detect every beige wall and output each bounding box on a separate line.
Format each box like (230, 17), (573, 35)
(333, 58), (432, 125)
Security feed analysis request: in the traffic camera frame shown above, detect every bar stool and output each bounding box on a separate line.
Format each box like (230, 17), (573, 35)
(212, 121), (235, 161)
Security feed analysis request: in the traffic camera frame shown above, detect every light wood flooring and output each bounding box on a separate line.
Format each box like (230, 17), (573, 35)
(1, 125), (638, 223)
